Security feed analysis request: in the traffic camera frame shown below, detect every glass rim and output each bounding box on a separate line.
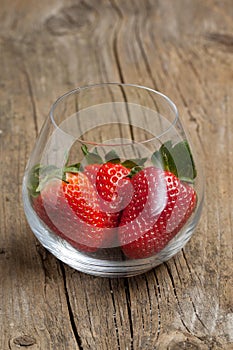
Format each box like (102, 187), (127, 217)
(49, 82), (179, 146)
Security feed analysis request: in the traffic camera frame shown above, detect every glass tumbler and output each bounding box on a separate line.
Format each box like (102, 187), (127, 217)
(23, 83), (204, 277)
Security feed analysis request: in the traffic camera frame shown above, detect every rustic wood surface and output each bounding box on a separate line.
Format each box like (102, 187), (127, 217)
(0, 0), (233, 349)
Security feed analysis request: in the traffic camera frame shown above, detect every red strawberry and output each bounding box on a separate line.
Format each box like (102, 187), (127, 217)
(33, 172), (106, 252)
(119, 167), (197, 259)
(84, 164), (101, 186)
(96, 163), (131, 209)
(84, 162), (132, 247)
(81, 144), (132, 220)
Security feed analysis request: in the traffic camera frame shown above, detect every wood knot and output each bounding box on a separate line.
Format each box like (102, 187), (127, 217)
(205, 33), (233, 52)
(46, 3), (97, 36)
(13, 335), (36, 347)
(0, 247), (10, 259)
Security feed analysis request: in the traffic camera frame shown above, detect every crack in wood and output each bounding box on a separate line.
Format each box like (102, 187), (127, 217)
(173, 257), (183, 284)
(134, 15), (159, 92)
(34, 247), (83, 348)
(174, 79), (206, 156)
(164, 262), (193, 335)
(152, 270), (162, 342)
(93, 46), (108, 83)
(111, 4), (139, 150)
(187, 57), (212, 113)
(108, 279), (121, 349)
(190, 296), (210, 333)
(134, 15), (177, 140)
(109, 0), (123, 20)
(224, 94), (233, 240)
(60, 263), (83, 350)
(181, 249), (193, 278)
(109, 0), (164, 151)
(112, 27), (124, 84)
(181, 249), (204, 293)
(124, 279), (134, 350)
(144, 274), (156, 344)
(35, 244), (51, 298)
(92, 43), (126, 143)
(82, 281), (96, 342)
(174, 45), (219, 134)
(22, 68), (39, 136)
(164, 261), (211, 344)
(175, 46), (213, 118)
(8, 338), (12, 350)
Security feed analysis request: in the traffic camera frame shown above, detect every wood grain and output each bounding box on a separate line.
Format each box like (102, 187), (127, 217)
(0, 0), (232, 349)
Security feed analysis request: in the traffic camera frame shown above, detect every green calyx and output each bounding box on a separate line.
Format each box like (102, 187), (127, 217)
(81, 144), (147, 170)
(151, 140), (197, 183)
(80, 142), (196, 182)
(81, 145), (103, 164)
(28, 162), (82, 197)
(28, 140), (196, 197)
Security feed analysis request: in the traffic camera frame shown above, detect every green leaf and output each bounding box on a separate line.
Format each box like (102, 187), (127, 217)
(163, 140), (173, 151)
(105, 150), (121, 163)
(151, 140), (197, 183)
(81, 144), (89, 156)
(151, 150), (164, 169)
(27, 164), (41, 197)
(129, 158), (147, 166)
(81, 144), (103, 164)
(35, 174), (52, 193)
(126, 166), (142, 178)
(160, 144), (178, 177)
(170, 140), (197, 180)
(151, 144), (178, 176)
(36, 167), (64, 193)
(92, 147), (99, 155)
(39, 165), (58, 176)
(122, 157), (147, 169)
(179, 177), (195, 184)
(28, 164), (65, 196)
(121, 160), (137, 169)
(63, 163), (82, 173)
(86, 153), (103, 164)
(64, 150), (70, 167)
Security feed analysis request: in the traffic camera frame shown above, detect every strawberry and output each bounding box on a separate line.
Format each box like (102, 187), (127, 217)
(95, 162), (131, 211)
(29, 140), (197, 257)
(33, 172), (105, 252)
(84, 162), (132, 246)
(82, 145), (131, 217)
(32, 163), (131, 251)
(84, 163), (131, 219)
(84, 164), (101, 187)
(119, 167), (197, 259)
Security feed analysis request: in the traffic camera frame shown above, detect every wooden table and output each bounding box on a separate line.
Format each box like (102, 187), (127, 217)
(1, 0), (233, 349)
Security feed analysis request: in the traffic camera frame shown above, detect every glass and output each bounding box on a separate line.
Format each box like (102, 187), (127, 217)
(22, 83), (204, 277)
